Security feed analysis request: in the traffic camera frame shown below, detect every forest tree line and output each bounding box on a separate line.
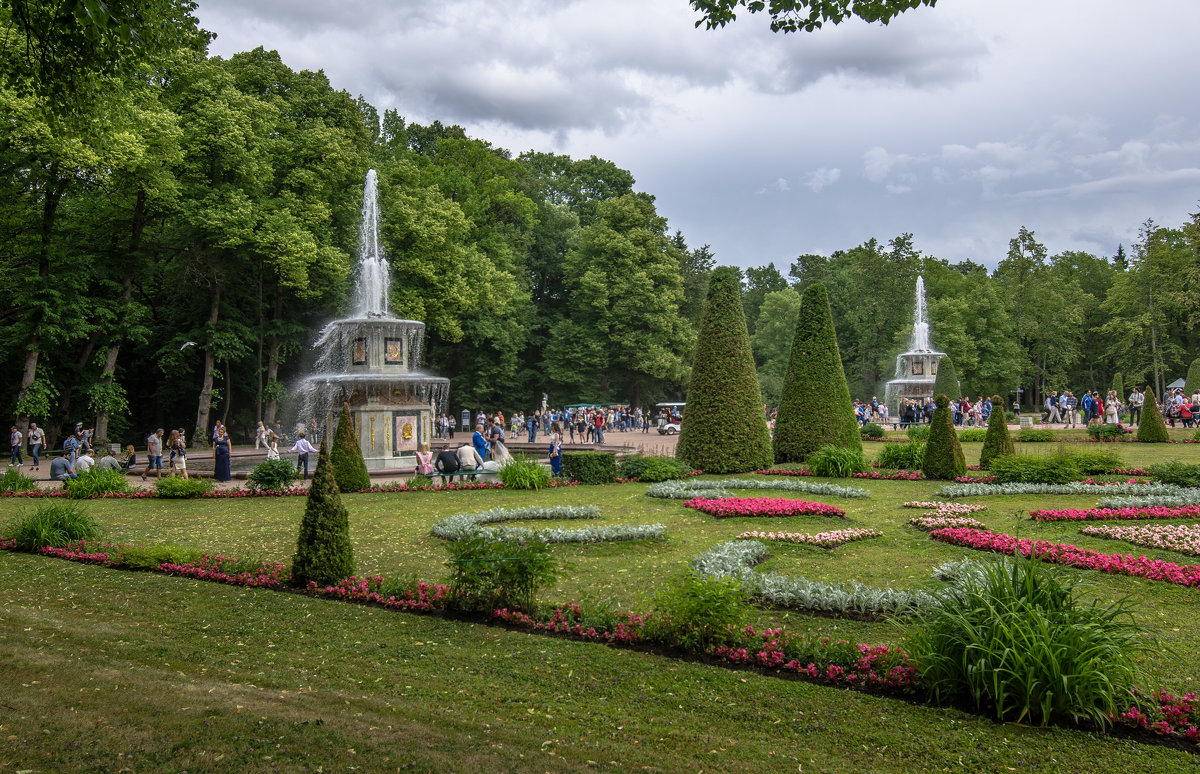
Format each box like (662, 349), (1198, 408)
(2, 2), (1198, 448)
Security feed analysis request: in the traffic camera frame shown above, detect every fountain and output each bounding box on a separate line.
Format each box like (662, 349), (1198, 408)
(296, 169), (450, 469)
(884, 276), (946, 409)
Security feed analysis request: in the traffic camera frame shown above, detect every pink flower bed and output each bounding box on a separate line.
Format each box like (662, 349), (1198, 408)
(903, 501), (986, 514)
(161, 556), (290, 588)
(928, 527), (1200, 586)
(908, 516), (987, 532)
(852, 470), (923, 480)
(735, 528), (881, 547)
(494, 603), (647, 645)
(1030, 505), (1200, 522)
(682, 497), (845, 518)
(1113, 689), (1200, 741)
(754, 468), (814, 477)
(1080, 524), (1200, 557)
(954, 475), (996, 483)
(307, 575), (449, 611)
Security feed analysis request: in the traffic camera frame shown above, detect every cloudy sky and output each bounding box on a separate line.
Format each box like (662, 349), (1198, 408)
(193, 0), (1200, 270)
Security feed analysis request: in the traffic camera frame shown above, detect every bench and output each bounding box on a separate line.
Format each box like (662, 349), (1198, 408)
(417, 470), (488, 484)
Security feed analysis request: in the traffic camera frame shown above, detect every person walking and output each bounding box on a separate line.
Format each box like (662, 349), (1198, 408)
(289, 432), (318, 479)
(254, 421), (267, 449)
(27, 422), (43, 471)
(1128, 387), (1144, 427)
(548, 423), (563, 477)
(1046, 392), (1062, 425)
(167, 429), (189, 480)
(9, 425), (23, 467)
(212, 427), (232, 482)
(141, 428), (164, 480)
(527, 411), (538, 443)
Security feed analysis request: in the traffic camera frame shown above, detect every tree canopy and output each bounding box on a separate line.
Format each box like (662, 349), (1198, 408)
(690, 0), (937, 33)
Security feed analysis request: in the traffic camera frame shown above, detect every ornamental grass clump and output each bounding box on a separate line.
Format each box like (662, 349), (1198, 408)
(805, 445), (869, 477)
(988, 454), (1080, 485)
(64, 468), (130, 499)
(1, 467), (37, 493)
(4, 501), (103, 552)
(648, 571), (750, 652)
(330, 403), (370, 491)
(246, 458), (300, 492)
(154, 476), (214, 498)
(676, 266), (774, 473)
(445, 534), (558, 613)
(498, 455), (550, 490)
(979, 395), (1014, 469)
(907, 556), (1150, 727)
(877, 440), (925, 470)
(921, 395), (966, 480)
(1136, 388), (1170, 443)
(1064, 447), (1124, 475)
(290, 441), (355, 588)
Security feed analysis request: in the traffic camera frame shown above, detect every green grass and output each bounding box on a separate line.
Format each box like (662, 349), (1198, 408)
(2, 439), (1200, 770)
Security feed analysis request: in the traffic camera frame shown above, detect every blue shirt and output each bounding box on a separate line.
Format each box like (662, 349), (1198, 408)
(472, 431), (489, 460)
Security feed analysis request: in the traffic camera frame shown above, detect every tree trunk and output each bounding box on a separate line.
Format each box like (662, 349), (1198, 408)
(55, 330), (101, 438)
(14, 175), (65, 434)
(193, 282), (221, 447)
(96, 188), (146, 444)
(264, 284), (283, 424)
(255, 265), (264, 424)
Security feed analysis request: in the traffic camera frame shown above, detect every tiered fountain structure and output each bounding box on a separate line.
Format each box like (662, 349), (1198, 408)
(297, 169), (449, 469)
(884, 276), (946, 410)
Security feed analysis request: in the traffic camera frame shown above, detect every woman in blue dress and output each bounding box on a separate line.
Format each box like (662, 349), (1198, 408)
(548, 422), (563, 477)
(212, 427), (232, 482)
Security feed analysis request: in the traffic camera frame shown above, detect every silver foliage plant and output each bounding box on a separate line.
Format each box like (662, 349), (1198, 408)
(1097, 492), (1200, 508)
(645, 477), (869, 501)
(934, 482), (1185, 499)
(430, 505), (664, 543)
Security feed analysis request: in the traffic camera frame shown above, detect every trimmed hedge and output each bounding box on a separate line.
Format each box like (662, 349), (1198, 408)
(958, 428), (987, 442)
(291, 441), (355, 587)
(989, 455), (1080, 484)
(979, 396), (1014, 469)
(1187, 358), (1200, 397)
(619, 455), (693, 483)
(330, 403), (370, 492)
(676, 266), (774, 473)
(1016, 428), (1057, 442)
(1110, 373), (1124, 408)
(561, 451), (618, 484)
(772, 283), (861, 463)
(932, 354), (961, 401)
(921, 394), (965, 480)
(1136, 388), (1170, 443)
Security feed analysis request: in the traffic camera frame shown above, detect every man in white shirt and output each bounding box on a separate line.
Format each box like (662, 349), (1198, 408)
(289, 432), (319, 479)
(456, 443), (483, 474)
(75, 448), (96, 474)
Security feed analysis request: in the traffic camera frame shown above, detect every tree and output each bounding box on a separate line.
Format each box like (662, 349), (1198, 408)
(691, 0), (937, 33)
(921, 394), (965, 480)
(932, 354), (961, 401)
(750, 288), (803, 408)
(978, 396), (1014, 469)
(1136, 388), (1170, 443)
(741, 262), (787, 334)
(291, 440), (355, 587)
(772, 282), (861, 462)
(1185, 358), (1200, 397)
(330, 403), (370, 492)
(677, 267), (773, 473)
(1109, 372), (1124, 406)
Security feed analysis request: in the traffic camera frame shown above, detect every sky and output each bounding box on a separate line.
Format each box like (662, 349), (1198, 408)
(192, 0), (1200, 271)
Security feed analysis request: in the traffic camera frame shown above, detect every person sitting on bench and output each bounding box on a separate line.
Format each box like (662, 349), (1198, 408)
(435, 443), (461, 485)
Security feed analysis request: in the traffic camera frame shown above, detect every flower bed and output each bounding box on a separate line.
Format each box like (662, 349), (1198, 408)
(954, 475), (996, 483)
(903, 501), (987, 514)
(928, 527), (1200, 586)
(1113, 689), (1200, 740)
(1098, 492), (1200, 509)
(935, 481), (1185, 499)
(306, 575), (449, 611)
(734, 528), (881, 547)
(161, 555), (290, 587)
(908, 516), (988, 532)
(1080, 524), (1200, 557)
(646, 478), (869, 501)
(852, 470), (923, 480)
(682, 497), (845, 518)
(1031, 505), (1200, 522)
(430, 505), (665, 543)
(753, 468), (814, 476)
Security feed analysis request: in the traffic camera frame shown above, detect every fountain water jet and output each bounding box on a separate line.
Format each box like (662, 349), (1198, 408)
(884, 276), (946, 410)
(294, 169), (450, 468)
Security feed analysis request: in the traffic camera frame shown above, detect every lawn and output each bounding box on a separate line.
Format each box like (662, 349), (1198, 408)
(2, 438), (1199, 771)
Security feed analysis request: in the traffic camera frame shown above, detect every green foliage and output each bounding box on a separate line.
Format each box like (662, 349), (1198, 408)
(290, 443), (355, 588)
(877, 441), (925, 470)
(860, 422), (884, 439)
(1109, 373), (1124, 406)
(988, 455), (1080, 485)
(921, 395), (966, 480)
(1062, 448), (1123, 475)
(15, 378), (60, 419)
(676, 266), (773, 473)
(805, 445), (869, 477)
(3, 502), (103, 552)
(979, 396), (1015, 469)
(750, 287), (803, 408)
(932, 355), (961, 401)
(330, 404), (370, 492)
(497, 456), (550, 490)
(1187, 358), (1200, 397)
(1146, 461), (1200, 488)
(773, 283), (861, 462)
(108, 544), (205, 571)
(958, 428), (987, 442)
(561, 451), (618, 484)
(64, 468), (130, 499)
(247, 458), (301, 492)
(1088, 423), (1126, 440)
(693, 0), (937, 34)
(445, 535), (558, 613)
(154, 476), (214, 498)
(618, 455), (693, 483)
(648, 571), (750, 652)
(1, 468), (38, 493)
(908, 557), (1149, 727)
(1016, 428), (1057, 442)
(1136, 388), (1170, 443)
(906, 424), (931, 441)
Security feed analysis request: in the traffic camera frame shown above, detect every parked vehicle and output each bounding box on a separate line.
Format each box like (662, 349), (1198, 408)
(656, 402), (685, 435)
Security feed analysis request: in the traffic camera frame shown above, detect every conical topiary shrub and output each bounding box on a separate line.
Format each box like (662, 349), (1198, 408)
(330, 403), (370, 492)
(1137, 388), (1170, 443)
(1186, 359), (1200, 397)
(1109, 372), (1124, 406)
(291, 440), (355, 587)
(677, 266), (773, 473)
(922, 394), (966, 480)
(773, 283), (862, 463)
(978, 395), (1014, 469)
(932, 355), (962, 401)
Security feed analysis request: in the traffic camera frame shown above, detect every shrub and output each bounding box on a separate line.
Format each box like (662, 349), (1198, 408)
(1017, 428), (1057, 442)
(877, 441), (925, 470)
(561, 451), (618, 484)
(445, 534), (558, 613)
(290, 442), (355, 587)
(805, 445), (869, 477)
(908, 557), (1149, 726)
(772, 282), (861, 463)
(1110, 373), (1124, 409)
(988, 455), (1080, 484)
(906, 424), (931, 441)
(108, 544), (205, 570)
(1, 467), (38, 493)
(676, 267), (774, 473)
(498, 455), (550, 490)
(1088, 423), (1125, 440)
(1136, 388), (1170, 443)
(648, 571), (750, 651)
(1147, 461), (1200, 488)
(1063, 448), (1123, 475)
(932, 354), (961, 401)
(860, 422), (884, 439)
(979, 396), (1015, 469)
(1187, 358), (1200, 397)
(4, 502), (103, 551)
(330, 403), (370, 491)
(65, 468), (130, 499)
(958, 428), (987, 442)
(922, 394), (966, 480)
(619, 455), (692, 482)
(154, 476), (214, 498)
(247, 458), (301, 492)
